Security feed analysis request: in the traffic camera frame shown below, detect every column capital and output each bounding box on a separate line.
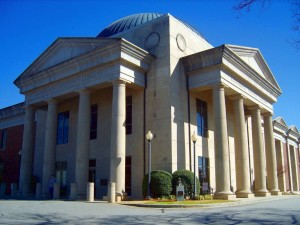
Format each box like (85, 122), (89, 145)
(248, 105), (262, 111)
(112, 80), (126, 86)
(212, 83), (228, 90)
(78, 88), (91, 95)
(228, 94), (246, 101)
(46, 98), (58, 104)
(262, 112), (273, 117)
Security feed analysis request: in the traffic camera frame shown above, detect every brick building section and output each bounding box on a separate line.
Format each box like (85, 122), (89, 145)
(0, 124), (23, 195)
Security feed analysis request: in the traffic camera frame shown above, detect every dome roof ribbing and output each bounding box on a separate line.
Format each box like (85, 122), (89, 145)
(97, 13), (163, 37)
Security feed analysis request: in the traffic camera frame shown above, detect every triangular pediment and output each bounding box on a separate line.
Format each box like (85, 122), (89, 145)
(289, 125), (299, 134)
(15, 38), (119, 85)
(274, 117), (288, 128)
(226, 45), (281, 92)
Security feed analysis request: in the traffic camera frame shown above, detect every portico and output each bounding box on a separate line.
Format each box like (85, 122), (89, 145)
(15, 38), (153, 198)
(182, 44), (282, 199)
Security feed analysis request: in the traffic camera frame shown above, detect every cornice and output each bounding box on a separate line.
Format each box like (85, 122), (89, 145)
(225, 45), (281, 92)
(222, 46), (282, 98)
(15, 39), (154, 94)
(0, 102), (25, 119)
(181, 45), (281, 101)
(273, 120), (289, 133)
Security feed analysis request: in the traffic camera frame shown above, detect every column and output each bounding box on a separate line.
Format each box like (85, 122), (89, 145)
(231, 95), (253, 198)
(42, 99), (58, 197)
(286, 142), (293, 192)
(75, 89), (91, 199)
(290, 147), (299, 191)
(110, 80), (126, 196)
(19, 105), (35, 197)
(275, 140), (286, 192)
(263, 113), (281, 195)
(213, 84), (235, 200)
(249, 106), (270, 196)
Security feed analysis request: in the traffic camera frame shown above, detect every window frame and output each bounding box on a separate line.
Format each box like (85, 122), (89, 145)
(126, 96), (132, 135)
(57, 111), (69, 145)
(196, 99), (208, 138)
(0, 129), (7, 150)
(90, 104), (98, 140)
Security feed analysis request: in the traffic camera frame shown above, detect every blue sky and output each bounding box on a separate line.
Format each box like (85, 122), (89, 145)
(0, 0), (299, 129)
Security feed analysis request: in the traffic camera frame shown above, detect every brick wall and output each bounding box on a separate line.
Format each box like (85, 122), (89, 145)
(0, 124), (23, 195)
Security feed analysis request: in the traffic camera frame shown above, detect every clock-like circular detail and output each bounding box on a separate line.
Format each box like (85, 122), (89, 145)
(176, 34), (186, 52)
(144, 32), (160, 51)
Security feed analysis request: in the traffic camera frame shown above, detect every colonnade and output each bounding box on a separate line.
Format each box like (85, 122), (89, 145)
(213, 84), (281, 199)
(18, 80), (127, 199)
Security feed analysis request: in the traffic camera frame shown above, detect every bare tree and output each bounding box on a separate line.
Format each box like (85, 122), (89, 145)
(234, 0), (300, 50)
(234, 0), (270, 12)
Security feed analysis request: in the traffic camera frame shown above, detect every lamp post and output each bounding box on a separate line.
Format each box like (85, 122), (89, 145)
(146, 130), (153, 199)
(191, 131), (198, 198)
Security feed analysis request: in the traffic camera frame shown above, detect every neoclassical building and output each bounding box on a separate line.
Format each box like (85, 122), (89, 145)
(0, 13), (299, 200)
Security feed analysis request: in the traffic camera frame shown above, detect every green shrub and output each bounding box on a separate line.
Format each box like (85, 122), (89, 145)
(142, 170), (172, 198)
(172, 170), (200, 198)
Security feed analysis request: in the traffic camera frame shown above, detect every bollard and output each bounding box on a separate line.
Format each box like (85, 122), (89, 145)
(53, 183), (60, 200)
(0, 183), (6, 197)
(87, 182), (94, 202)
(11, 183), (17, 198)
(69, 183), (77, 201)
(36, 183), (41, 199)
(108, 182), (115, 203)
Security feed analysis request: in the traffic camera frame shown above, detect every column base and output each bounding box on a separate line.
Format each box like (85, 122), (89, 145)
(214, 193), (236, 200)
(236, 192), (255, 198)
(270, 190), (282, 196)
(254, 192), (271, 197)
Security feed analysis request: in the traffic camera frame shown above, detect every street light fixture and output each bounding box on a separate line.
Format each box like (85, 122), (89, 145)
(146, 130), (153, 199)
(191, 131), (198, 198)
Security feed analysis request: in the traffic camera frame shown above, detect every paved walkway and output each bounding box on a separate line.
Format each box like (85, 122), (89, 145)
(0, 195), (299, 224)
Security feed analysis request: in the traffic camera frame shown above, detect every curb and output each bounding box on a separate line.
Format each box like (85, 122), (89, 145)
(119, 195), (300, 208)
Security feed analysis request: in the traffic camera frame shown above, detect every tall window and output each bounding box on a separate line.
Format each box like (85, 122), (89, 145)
(126, 96), (132, 135)
(0, 130), (7, 150)
(198, 156), (210, 194)
(89, 159), (96, 183)
(90, 104), (98, 140)
(57, 111), (69, 144)
(125, 156), (132, 196)
(196, 99), (208, 137)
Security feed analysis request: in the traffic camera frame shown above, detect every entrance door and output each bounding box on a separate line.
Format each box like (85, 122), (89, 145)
(89, 159), (96, 197)
(198, 156), (210, 194)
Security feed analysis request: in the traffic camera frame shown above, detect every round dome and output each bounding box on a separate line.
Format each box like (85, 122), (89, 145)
(97, 13), (163, 37)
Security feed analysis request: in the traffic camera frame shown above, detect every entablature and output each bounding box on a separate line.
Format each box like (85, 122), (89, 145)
(181, 44), (282, 113)
(14, 38), (154, 105)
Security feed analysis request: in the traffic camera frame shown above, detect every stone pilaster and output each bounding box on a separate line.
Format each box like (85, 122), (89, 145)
(19, 105), (35, 197)
(42, 99), (58, 197)
(231, 95), (253, 198)
(213, 84), (235, 200)
(263, 113), (281, 195)
(75, 89), (91, 199)
(249, 106), (270, 197)
(110, 80), (126, 196)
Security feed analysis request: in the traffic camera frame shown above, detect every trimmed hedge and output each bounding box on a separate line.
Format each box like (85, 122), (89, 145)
(142, 170), (172, 198)
(172, 170), (200, 198)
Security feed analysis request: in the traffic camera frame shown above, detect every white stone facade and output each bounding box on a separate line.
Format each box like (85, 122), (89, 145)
(1, 13), (299, 200)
